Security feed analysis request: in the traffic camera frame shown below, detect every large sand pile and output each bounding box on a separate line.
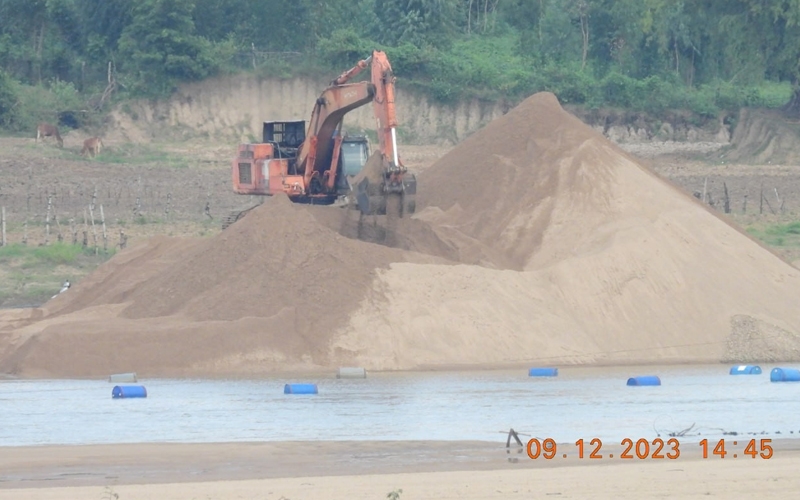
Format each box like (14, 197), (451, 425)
(2, 92), (800, 377)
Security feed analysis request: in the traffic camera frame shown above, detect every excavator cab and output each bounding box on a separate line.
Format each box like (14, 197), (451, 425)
(263, 121), (305, 148)
(263, 120), (305, 167)
(340, 136), (370, 177)
(332, 133), (370, 195)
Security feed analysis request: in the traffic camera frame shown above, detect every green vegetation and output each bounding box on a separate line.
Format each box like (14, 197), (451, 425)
(0, 0), (799, 132)
(0, 242), (114, 306)
(97, 143), (191, 168)
(0, 242), (115, 266)
(747, 221), (800, 247)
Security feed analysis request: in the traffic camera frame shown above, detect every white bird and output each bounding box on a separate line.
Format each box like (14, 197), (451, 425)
(51, 280), (71, 300)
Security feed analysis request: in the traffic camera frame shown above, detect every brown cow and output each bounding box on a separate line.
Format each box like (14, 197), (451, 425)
(36, 123), (63, 148)
(81, 137), (103, 158)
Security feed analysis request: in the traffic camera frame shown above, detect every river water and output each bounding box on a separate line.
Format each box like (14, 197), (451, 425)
(1, 364), (799, 446)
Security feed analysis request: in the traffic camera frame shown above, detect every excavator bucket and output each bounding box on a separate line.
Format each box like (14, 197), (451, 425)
(353, 151), (416, 217)
(355, 174), (416, 217)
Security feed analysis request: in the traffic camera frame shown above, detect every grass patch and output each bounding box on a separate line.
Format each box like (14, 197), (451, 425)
(98, 143), (191, 168)
(133, 214), (166, 225)
(746, 221), (800, 247)
(0, 242), (115, 307)
(0, 243), (26, 261)
(32, 242), (84, 265)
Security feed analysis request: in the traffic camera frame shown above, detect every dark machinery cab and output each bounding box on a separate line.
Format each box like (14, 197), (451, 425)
(232, 121), (371, 202)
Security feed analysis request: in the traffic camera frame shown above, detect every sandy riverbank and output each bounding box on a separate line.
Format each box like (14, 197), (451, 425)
(1, 440), (799, 499)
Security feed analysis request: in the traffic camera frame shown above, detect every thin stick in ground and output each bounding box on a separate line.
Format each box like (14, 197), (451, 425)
(100, 204), (108, 253)
(44, 194), (52, 245)
(89, 204), (99, 255)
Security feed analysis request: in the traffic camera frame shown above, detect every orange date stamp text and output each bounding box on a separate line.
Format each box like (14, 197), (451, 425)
(526, 438), (773, 460)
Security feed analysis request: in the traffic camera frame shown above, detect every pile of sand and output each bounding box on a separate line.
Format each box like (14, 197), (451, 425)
(331, 93), (800, 368)
(0, 196), (434, 376)
(2, 92), (800, 377)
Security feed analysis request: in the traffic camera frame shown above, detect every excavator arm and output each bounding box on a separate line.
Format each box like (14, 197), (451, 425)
(295, 81), (375, 193)
(352, 51), (417, 217)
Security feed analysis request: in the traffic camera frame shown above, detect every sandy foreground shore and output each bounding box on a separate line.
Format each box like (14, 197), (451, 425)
(2, 439), (799, 499)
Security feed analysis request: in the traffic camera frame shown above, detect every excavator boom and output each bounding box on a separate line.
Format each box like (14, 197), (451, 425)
(295, 81), (375, 192)
(353, 51), (416, 217)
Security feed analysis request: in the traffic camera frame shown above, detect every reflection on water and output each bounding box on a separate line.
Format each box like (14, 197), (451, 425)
(1, 365), (800, 446)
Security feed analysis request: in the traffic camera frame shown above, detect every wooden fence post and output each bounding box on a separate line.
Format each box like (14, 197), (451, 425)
(44, 195), (52, 245)
(100, 204), (108, 253)
(89, 205), (98, 255)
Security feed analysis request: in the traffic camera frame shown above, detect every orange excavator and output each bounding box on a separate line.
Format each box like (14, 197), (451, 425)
(225, 50), (416, 228)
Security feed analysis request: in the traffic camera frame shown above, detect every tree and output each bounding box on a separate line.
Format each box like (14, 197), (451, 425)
(761, 0), (800, 114)
(118, 0), (215, 95)
(374, 0), (459, 47)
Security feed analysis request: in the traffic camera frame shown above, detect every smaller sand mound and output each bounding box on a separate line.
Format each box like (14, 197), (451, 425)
(116, 195), (406, 331)
(0, 195), (433, 376)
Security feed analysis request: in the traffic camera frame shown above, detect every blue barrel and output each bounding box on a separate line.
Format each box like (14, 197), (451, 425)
(528, 367), (558, 377)
(770, 368), (800, 382)
(284, 383), (318, 394)
(627, 376), (661, 386)
(729, 365), (762, 375)
(112, 385), (147, 398)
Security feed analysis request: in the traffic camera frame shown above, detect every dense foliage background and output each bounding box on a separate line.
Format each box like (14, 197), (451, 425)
(1, 0), (799, 132)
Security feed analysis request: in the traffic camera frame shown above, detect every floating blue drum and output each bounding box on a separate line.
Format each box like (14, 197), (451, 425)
(528, 367), (558, 377)
(626, 376), (661, 386)
(284, 383), (318, 394)
(770, 368), (800, 382)
(112, 385), (147, 398)
(729, 365), (762, 375)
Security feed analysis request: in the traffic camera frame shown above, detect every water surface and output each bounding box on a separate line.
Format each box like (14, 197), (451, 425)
(1, 365), (798, 446)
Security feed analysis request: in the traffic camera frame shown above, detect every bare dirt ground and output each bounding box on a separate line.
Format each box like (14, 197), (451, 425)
(2, 440), (800, 499)
(0, 134), (798, 307)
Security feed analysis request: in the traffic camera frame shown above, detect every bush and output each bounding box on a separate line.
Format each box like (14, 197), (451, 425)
(531, 63), (594, 105)
(4, 80), (89, 132)
(385, 43), (428, 77)
(315, 29), (373, 69)
(599, 72), (643, 108)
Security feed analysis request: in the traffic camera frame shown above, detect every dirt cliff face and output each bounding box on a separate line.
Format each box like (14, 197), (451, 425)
(106, 75), (737, 148)
(107, 75), (506, 146)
